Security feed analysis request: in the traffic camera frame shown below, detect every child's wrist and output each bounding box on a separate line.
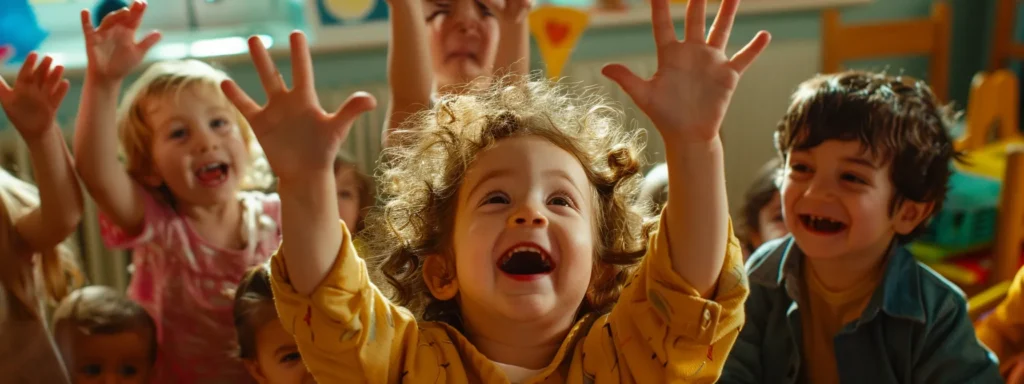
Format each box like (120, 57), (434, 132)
(23, 126), (63, 150)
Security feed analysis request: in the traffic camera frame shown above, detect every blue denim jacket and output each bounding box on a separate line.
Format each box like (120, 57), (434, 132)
(720, 236), (1002, 384)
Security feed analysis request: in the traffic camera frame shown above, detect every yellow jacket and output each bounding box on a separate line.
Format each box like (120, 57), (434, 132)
(976, 265), (1024, 372)
(270, 215), (748, 383)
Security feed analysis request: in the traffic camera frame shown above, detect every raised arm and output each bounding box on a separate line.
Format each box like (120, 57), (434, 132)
(0, 53), (81, 250)
(603, 0), (769, 297)
(222, 32), (377, 295)
(488, 0), (532, 77)
(381, 0), (433, 146)
(72, 2), (160, 234)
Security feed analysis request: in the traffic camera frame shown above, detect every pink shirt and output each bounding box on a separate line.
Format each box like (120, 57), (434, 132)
(100, 191), (282, 383)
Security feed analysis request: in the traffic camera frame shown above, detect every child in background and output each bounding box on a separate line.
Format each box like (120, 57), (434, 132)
(976, 266), (1024, 382)
(0, 52), (83, 384)
(52, 285), (157, 384)
(72, 3), (280, 381)
(233, 265), (315, 384)
(333, 152), (374, 233)
(382, 0), (532, 143)
(721, 72), (1001, 383)
(220, 0), (771, 380)
(738, 157), (786, 256)
(638, 163), (668, 216)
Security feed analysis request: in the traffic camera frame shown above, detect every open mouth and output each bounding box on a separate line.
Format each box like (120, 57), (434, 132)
(497, 244), (554, 277)
(447, 52), (479, 62)
(194, 162), (229, 187)
(799, 214), (847, 234)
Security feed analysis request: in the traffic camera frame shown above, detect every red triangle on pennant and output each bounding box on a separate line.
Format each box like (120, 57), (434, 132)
(545, 20), (571, 47)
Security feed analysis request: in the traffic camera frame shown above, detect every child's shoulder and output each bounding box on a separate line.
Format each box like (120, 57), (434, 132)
(908, 257), (969, 307)
(744, 236), (793, 284)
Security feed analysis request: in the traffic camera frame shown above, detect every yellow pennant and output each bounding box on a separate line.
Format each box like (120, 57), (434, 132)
(529, 6), (589, 79)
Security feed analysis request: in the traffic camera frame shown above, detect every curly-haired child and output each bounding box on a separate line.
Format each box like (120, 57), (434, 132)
(738, 157), (786, 256)
(220, 0), (771, 381)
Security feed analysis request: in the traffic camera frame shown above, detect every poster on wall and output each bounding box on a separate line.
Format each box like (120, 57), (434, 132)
(315, 0), (389, 26)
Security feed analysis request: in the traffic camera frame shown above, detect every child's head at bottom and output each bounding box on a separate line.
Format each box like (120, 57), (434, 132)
(774, 71), (958, 260)
(368, 77), (652, 355)
(52, 286), (156, 384)
(332, 152), (374, 233)
(234, 265), (314, 384)
(739, 157), (786, 255)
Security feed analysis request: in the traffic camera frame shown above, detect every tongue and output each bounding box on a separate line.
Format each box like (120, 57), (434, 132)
(197, 167), (224, 183)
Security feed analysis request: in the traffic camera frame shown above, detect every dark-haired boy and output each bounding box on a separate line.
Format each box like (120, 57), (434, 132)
(722, 71), (1001, 383)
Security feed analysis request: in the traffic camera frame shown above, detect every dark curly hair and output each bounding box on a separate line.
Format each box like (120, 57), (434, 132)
(364, 76), (655, 329)
(775, 71), (961, 242)
(738, 157), (782, 252)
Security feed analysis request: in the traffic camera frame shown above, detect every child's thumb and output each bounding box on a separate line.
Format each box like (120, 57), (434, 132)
(331, 92), (378, 127)
(602, 64), (645, 105)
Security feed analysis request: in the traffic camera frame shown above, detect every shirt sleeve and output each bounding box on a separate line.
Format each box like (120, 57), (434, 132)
(601, 212), (749, 382)
(269, 221), (421, 383)
(976, 266), (1024, 369)
(913, 292), (1003, 384)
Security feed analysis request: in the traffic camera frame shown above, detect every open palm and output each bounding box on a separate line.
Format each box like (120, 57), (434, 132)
(81, 1), (161, 81)
(0, 53), (70, 140)
(603, 0), (770, 143)
(221, 32), (377, 182)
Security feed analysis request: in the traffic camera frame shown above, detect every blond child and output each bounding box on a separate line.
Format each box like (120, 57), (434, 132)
(738, 157), (786, 256)
(220, 0), (770, 381)
(72, 2), (280, 381)
(52, 286), (157, 384)
(382, 0), (532, 143)
(638, 163), (668, 216)
(721, 72), (1001, 383)
(233, 265), (315, 384)
(0, 52), (83, 384)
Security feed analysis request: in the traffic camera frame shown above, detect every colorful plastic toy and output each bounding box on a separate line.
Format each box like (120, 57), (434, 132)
(0, 0), (47, 63)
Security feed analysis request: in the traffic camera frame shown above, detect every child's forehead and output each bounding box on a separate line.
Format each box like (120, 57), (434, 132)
(788, 139), (886, 165)
(143, 84), (233, 116)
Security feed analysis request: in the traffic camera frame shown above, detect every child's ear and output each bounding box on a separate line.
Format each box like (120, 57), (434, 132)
(423, 255), (459, 301)
(893, 200), (934, 235)
(243, 360), (269, 384)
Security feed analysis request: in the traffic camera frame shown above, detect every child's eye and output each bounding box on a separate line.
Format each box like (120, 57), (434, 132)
(841, 173), (867, 185)
(80, 364), (102, 376)
(475, 0), (493, 16)
(790, 163), (810, 173)
(771, 214), (783, 223)
(426, 2), (450, 21)
(210, 118), (229, 129)
(119, 365), (139, 376)
(547, 194), (574, 208)
(480, 192), (510, 206)
(280, 352), (302, 363)
(169, 127), (187, 139)
(338, 190), (354, 200)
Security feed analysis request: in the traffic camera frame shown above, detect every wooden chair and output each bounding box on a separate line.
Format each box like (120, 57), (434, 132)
(988, 0), (1024, 70)
(969, 145), (1024, 320)
(821, 1), (951, 101)
(958, 70), (1023, 152)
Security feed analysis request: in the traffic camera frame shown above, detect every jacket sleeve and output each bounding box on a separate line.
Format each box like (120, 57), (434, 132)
(602, 212), (749, 382)
(913, 293), (1003, 384)
(269, 221), (420, 383)
(975, 266), (1024, 368)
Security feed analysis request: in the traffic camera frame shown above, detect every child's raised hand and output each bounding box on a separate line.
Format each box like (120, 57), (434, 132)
(483, 0), (533, 23)
(602, 0), (770, 143)
(0, 53), (71, 141)
(81, 1), (161, 82)
(221, 32), (377, 183)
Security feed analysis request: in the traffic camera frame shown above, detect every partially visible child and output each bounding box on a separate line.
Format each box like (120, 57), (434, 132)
(738, 157), (786, 256)
(0, 52), (84, 384)
(332, 152), (374, 233)
(220, 0), (771, 380)
(52, 286), (156, 384)
(638, 163), (668, 216)
(721, 72), (1001, 383)
(382, 0), (533, 143)
(72, 3), (280, 381)
(233, 265), (315, 384)
(976, 265), (1024, 382)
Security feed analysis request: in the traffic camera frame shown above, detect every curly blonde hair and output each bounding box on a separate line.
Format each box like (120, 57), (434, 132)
(0, 169), (83, 320)
(365, 77), (654, 328)
(117, 60), (273, 202)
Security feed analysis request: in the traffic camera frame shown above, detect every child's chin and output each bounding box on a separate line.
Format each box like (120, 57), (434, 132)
(495, 296), (562, 321)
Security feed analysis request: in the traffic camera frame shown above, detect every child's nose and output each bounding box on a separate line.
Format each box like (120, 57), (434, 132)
(508, 207), (548, 227)
(194, 131), (220, 153)
(450, 0), (485, 27)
